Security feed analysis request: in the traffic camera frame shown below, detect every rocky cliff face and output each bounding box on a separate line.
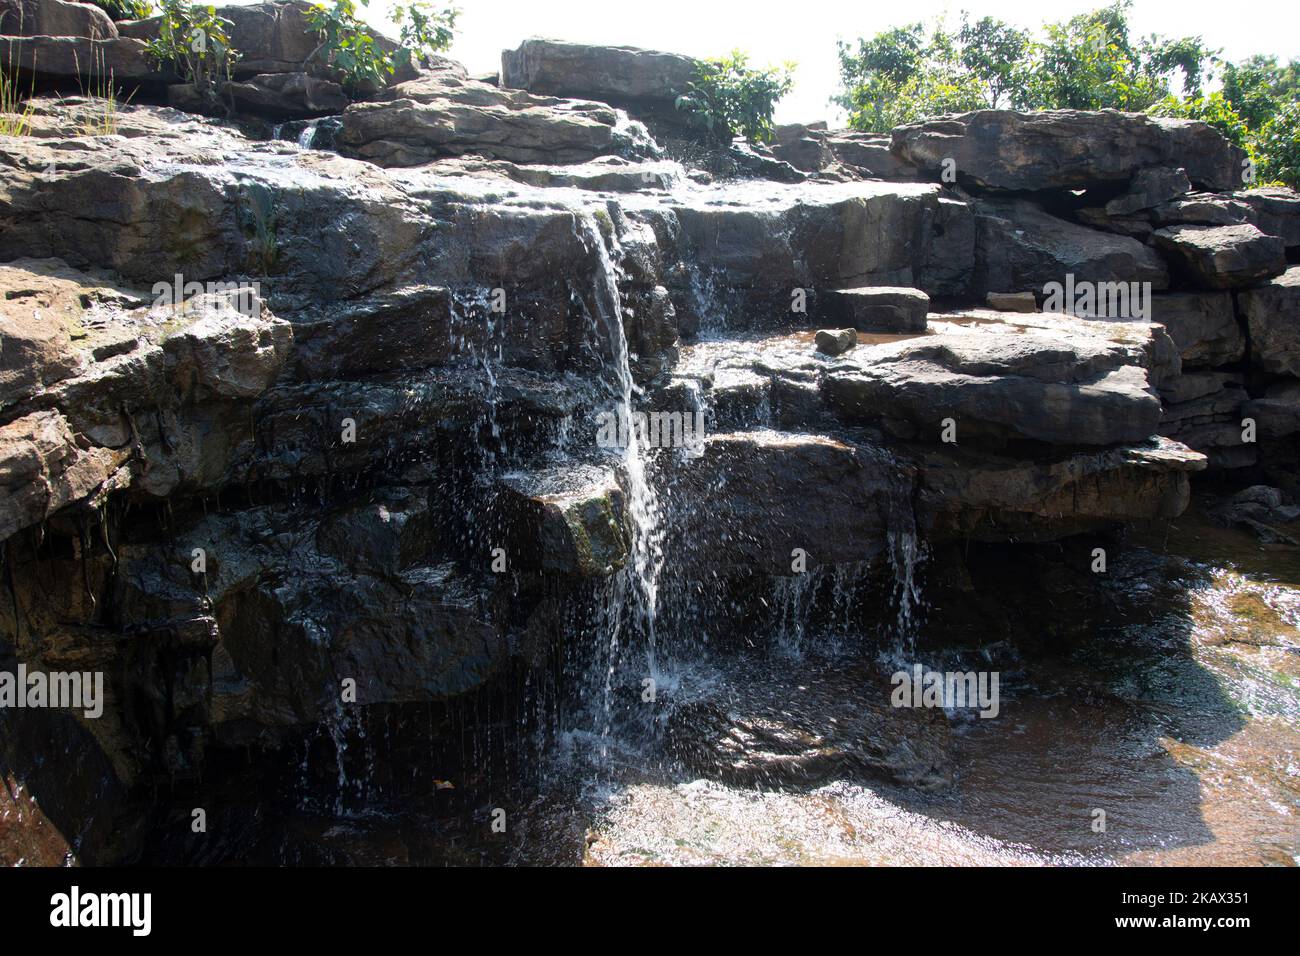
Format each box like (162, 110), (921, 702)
(2, 6), (1299, 863)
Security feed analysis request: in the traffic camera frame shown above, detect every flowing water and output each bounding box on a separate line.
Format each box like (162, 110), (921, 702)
(64, 190), (1292, 867)
(208, 203), (1300, 866)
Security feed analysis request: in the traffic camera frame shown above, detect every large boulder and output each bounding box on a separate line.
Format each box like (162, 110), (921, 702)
(0, 0), (116, 38)
(822, 311), (1171, 447)
(973, 198), (1169, 297)
(0, 35), (158, 80)
(822, 286), (929, 333)
(120, 1), (324, 78)
(892, 110), (1243, 192)
(1152, 223), (1287, 289)
(1241, 266), (1300, 376)
(338, 73), (634, 167)
(500, 38), (698, 106)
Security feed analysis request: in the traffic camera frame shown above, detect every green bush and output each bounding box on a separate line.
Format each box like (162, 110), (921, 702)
(145, 0), (237, 109)
(674, 51), (794, 144)
(304, 0), (393, 93)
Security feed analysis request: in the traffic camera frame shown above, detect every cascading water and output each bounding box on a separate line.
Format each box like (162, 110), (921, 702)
(297, 120), (320, 150)
(569, 213), (670, 759)
(575, 214), (665, 670)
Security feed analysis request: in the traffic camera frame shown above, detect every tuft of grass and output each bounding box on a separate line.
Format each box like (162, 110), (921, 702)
(72, 47), (133, 136)
(1, 40), (35, 137)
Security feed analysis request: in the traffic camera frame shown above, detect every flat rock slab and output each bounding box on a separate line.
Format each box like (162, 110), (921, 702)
(339, 73), (630, 167)
(1152, 223), (1286, 289)
(500, 38), (698, 105)
(892, 109), (1242, 192)
(823, 310), (1172, 447)
(986, 291), (1037, 313)
(823, 287), (929, 333)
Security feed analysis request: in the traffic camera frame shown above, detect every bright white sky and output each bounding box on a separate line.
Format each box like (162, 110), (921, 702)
(250, 0), (1300, 124)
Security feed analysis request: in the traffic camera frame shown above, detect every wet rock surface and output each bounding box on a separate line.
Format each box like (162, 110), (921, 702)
(1, 27), (1299, 866)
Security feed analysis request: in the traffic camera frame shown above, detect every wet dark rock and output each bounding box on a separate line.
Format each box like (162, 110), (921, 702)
(659, 431), (912, 573)
(824, 287), (929, 333)
(666, 663), (953, 791)
(315, 488), (437, 575)
(494, 464), (629, 576)
(1152, 223), (1286, 289)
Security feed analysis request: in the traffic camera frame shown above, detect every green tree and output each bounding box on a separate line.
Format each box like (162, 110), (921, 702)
(957, 14), (1032, 109)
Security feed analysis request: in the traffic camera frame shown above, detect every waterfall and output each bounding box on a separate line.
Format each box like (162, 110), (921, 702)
(297, 121), (320, 150)
(449, 287), (504, 467)
(574, 212), (667, 741)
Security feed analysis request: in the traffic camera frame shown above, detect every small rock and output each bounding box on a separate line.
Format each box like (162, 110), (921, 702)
(985, 291), (1037, 313)
(814, 328), (857, 355)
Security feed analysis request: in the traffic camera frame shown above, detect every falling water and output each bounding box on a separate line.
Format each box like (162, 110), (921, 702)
(297, 120), (320, 150)
(576, 214), (665, 662)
